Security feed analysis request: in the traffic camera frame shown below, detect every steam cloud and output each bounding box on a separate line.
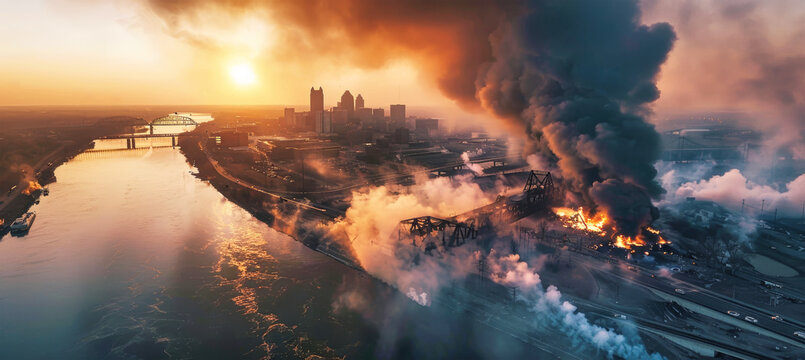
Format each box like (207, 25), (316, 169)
(488, 251), (664, 360)
(670, 168), (805, 217)
(460, 149), (485, 176)
(328, 174), (497, 305)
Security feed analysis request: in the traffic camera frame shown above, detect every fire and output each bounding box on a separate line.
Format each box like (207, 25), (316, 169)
(21, 180), (43, 195)
(553, 207), (667, 250)
(552, 207), (609, 234)
(614, 235), (645, 249)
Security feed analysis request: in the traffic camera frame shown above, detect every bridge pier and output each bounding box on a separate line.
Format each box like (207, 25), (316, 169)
(130, 137), (136, 149)
(150, 125), (154, 135)
(172, 136), (176, 147)
(126, 138), (131, 149)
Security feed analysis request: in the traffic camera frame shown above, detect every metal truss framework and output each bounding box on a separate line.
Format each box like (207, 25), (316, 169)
(399, 216), (477, 251)
(523, 170), (554, 203)
(150, 114), (197, 126)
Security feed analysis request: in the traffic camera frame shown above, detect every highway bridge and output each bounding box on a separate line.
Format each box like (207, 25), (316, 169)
(97, 114), (200, 149)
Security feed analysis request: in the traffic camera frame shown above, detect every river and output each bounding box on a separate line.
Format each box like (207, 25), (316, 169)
(0, 135), (538, 359)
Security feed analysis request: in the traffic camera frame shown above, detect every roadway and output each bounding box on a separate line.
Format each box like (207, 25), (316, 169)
(568, 248), (805, 349)
(197, 141), (343, 218)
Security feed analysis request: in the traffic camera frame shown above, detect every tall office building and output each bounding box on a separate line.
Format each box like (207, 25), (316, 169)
(390, 104), (405, 129)
(355, 94), (364, 109)
(310, 87), (324, 112)
(357, 107), (373, 127)
(314, 111), (332, 134)
(372, 108), (385, 130)
(340, 90), (354, 113)
(331, 109), (348, 131)
(284, 108), (295, 126)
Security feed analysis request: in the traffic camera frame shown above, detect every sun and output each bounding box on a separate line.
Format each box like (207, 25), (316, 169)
(229, 63), (257, 85)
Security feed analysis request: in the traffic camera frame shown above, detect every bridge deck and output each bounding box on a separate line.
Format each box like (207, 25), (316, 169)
(99, 133), (192, 139)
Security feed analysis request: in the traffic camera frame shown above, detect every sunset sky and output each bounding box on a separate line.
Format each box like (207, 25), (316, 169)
(1, 0), (804, 121)
(0, 0), (448, 108)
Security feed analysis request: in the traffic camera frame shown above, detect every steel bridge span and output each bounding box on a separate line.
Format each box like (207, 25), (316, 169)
(148, 114), (197, 134)
(396, 170), (557, 253)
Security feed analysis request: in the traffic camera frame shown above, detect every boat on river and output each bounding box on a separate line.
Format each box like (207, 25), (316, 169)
(10, 212), (36, 233)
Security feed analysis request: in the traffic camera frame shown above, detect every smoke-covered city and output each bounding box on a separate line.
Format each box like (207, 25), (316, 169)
(2, 0), (805, 359)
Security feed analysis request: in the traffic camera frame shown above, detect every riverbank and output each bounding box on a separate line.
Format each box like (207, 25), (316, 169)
(0, 141), (95, 236)
(177, 134), (362, 270)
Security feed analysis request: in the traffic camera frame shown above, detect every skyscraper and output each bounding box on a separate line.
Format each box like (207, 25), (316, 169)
(314, 110), (332, 134)
(284, 108), (295, 127)
(372, 108), (385, 130)
(310, 87), (324, 112)
(355, 94), (364, 109)
(340, 90), (354, 113)
(390, 104), (405, 129)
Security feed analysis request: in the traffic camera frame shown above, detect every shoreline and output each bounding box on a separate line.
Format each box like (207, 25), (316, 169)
(0, 141), (94, 237)
(177, 135), (363, 271)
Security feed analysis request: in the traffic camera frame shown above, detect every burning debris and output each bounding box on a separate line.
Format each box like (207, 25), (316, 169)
(475, 0), (674, 237)
(21, 180), (43, 196)
(553, 207), (670, 250)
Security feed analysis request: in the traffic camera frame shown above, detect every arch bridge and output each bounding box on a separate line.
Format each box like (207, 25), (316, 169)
(148, 114), (197, 134)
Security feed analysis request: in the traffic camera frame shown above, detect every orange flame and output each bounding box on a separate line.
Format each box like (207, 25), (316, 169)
(21, 180), (43, 196)
(614, 235), (646, 249)
(553, 207), (609, 234)
(553, 207), (664, 249)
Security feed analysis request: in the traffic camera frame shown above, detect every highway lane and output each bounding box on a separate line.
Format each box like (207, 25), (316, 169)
(591, 262), (805, 348)
(546, 244), (805, 348)
(581, 307), (778, 360)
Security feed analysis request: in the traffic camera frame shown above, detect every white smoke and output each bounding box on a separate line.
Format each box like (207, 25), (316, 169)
(405, 288), (430, 306)
(526, 153), (552, 173)
(328, 173), (499, 305)
(671, 169), (805, 217)
(461, 150), (485, 176)
(486, 251), (665, 360)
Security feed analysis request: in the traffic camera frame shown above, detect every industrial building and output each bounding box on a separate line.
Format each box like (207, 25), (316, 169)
(210, 131), (249, 148)
(257, 138), (341, 161)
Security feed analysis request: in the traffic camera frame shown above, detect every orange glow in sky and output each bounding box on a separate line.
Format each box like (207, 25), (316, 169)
(0, 1), (453, 108)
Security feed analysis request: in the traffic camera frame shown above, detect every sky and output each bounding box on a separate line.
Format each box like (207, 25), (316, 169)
(1, 0), (804, 122)
(0, 0), (449, 108)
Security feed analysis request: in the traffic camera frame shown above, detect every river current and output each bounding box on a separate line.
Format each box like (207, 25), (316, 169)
(0, 137), (536, 359)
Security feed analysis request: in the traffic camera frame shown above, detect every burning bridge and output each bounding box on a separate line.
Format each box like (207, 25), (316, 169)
(397, 170), (556, 253)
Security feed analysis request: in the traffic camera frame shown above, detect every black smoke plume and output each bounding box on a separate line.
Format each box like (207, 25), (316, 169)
(477, 0), (675, 235)
(147, 0), (675, 235)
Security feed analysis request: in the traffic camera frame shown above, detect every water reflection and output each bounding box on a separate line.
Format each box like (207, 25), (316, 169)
(0, 142), (540, 360)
